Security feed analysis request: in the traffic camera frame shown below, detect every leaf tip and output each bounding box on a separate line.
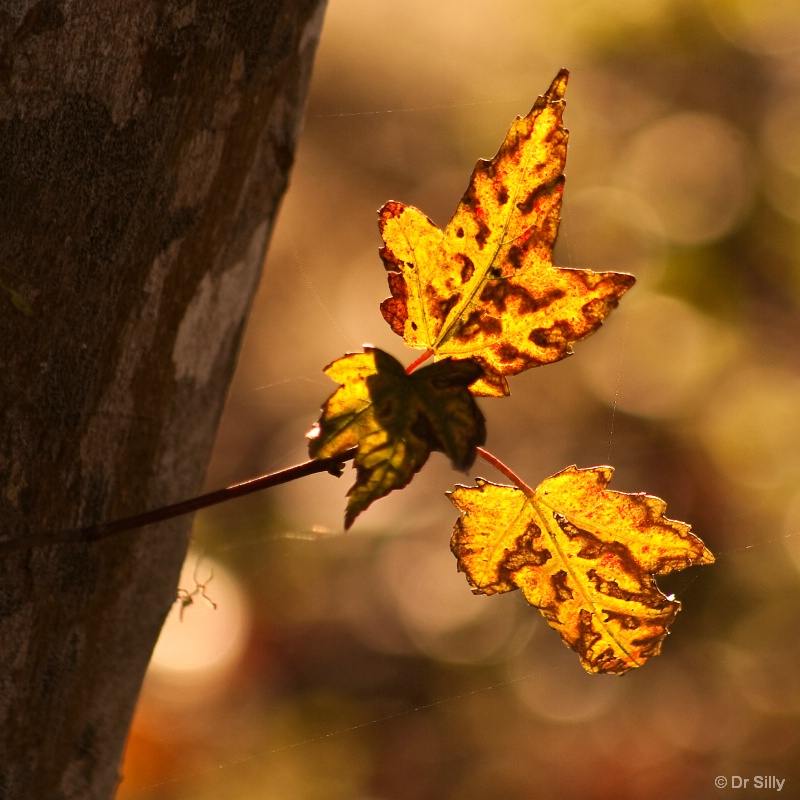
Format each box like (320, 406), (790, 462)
(547, 68), (569, 101)
(699, 545), (715, 565)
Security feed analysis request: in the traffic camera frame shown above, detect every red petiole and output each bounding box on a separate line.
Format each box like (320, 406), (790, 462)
(405, 349), (434, 374)
(475, 446), (535, 495)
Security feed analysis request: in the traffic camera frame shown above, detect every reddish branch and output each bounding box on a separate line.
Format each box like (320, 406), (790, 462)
(1, 440), (531, 555)
(0, 450), (356, 555)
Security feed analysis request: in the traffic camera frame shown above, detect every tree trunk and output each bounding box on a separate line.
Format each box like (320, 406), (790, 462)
(0, 1), (326, 796)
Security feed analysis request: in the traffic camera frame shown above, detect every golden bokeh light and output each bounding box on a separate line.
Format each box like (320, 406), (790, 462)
(704, 0), (800, 55)
(580, 292), (736, 418)
(697, 365), (800, 491)
(621, 112), (753, 245)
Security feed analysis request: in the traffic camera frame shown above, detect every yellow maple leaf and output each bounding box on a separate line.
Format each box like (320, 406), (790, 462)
(379, 69), (635, 396)
(449, 466), (714, 674)
(308, 347), (486, 528)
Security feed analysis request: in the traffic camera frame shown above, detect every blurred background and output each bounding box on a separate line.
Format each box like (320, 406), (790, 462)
(119, 1), (800, 798)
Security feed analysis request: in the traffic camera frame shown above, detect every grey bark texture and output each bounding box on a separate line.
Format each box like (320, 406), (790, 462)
(0, 1), (326, 797)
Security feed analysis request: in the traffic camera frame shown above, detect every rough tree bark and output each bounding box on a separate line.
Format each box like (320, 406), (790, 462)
(0, 1), (326, 796)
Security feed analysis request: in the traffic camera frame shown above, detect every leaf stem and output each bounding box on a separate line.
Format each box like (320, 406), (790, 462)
(0, 450), (356, 555)
(405, 349), (434, 374)
(476, 446), (536, 495)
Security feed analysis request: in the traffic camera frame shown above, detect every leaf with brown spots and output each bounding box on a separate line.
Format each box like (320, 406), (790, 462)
(308, 347), (486, 528)
(379, 70), (635, 396)
(448, 466), (714, 674)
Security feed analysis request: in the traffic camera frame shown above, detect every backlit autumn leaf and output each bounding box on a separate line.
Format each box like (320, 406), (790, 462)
(379, 69), (635, 396)
(449, 466), (714, 674)
(308, 347), (485, 528)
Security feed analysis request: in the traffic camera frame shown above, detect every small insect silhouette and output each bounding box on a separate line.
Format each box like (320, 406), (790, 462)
(176, 558), (218, 621)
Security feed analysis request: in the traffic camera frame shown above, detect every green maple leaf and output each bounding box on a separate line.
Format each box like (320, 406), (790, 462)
(308, 347), (486, 528)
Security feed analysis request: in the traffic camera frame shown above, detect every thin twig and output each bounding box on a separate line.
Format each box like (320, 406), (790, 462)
(0, 450), (356, 555)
